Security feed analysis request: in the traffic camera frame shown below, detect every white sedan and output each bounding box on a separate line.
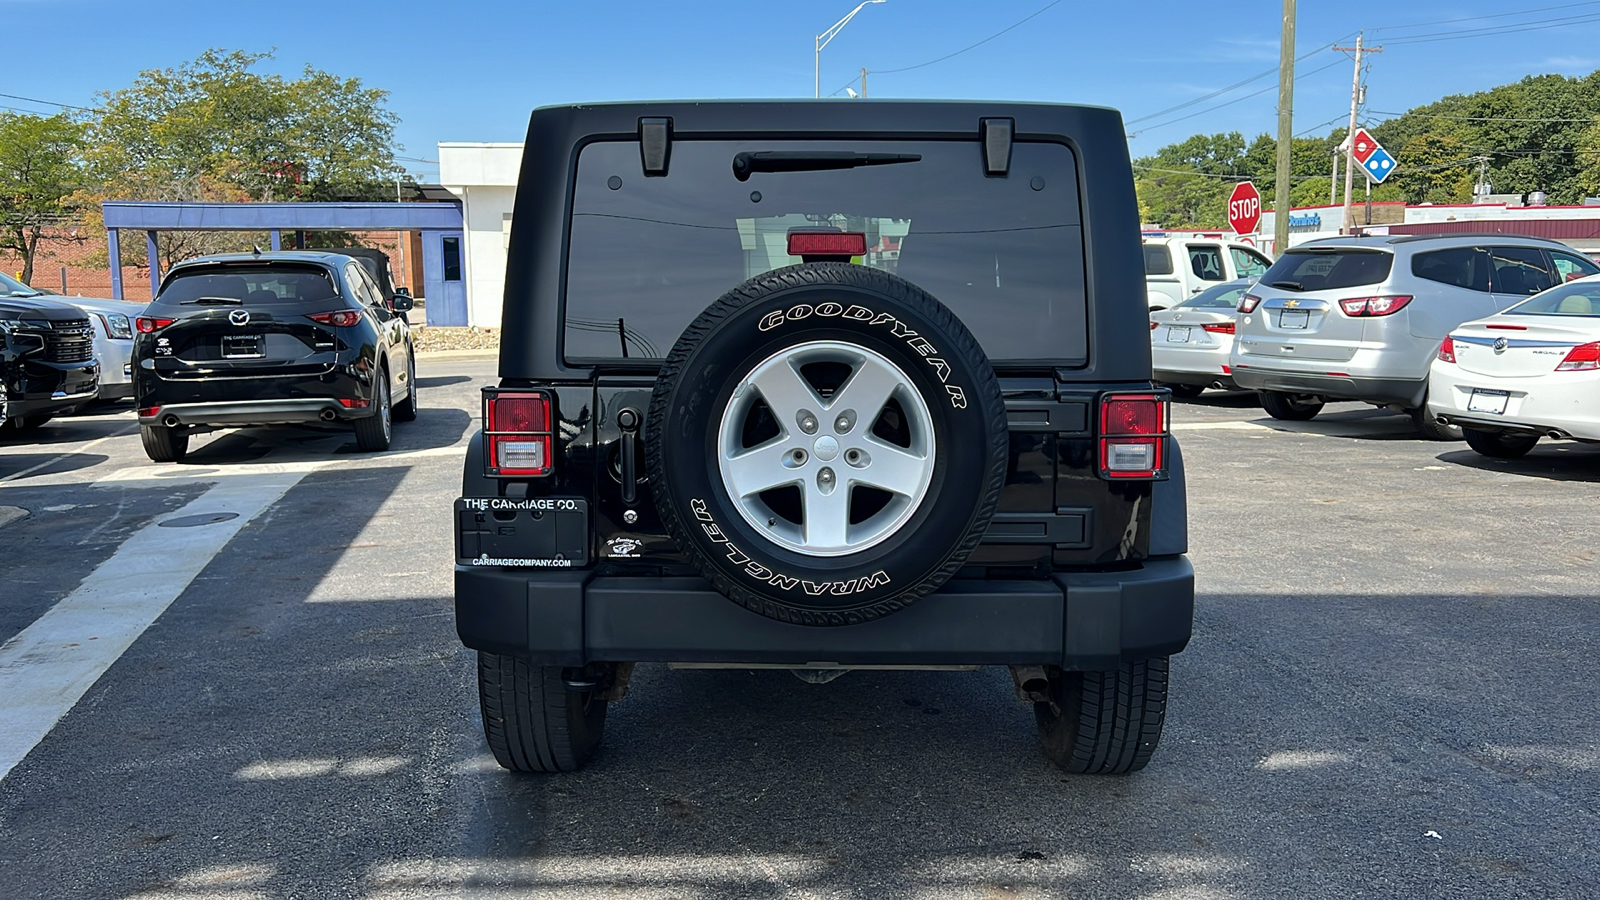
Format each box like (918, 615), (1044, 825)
(1428, 275), (1600, 458)
(1150, 278), (1249, 399)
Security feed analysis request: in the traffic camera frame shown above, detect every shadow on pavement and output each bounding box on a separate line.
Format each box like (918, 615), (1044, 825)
(1180, 390), (1259, 409)
(1437, 443), (1600, 482)
(0, 452), (108, 480)
(416, 375), (473, 389)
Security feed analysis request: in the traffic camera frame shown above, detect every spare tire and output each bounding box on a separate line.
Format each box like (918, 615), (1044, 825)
(646, 263), (1007, 626)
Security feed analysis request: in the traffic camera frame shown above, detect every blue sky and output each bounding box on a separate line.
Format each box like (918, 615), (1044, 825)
(5, 0), (1599, 180)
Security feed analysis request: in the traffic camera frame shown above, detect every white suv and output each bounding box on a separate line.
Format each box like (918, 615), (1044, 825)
(1144, 236), (1272, 310)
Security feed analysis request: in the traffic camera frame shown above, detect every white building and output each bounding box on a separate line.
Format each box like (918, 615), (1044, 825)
(438, 142), (523, 327)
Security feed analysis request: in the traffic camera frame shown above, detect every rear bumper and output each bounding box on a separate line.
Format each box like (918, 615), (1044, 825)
(1154, 369), (1240, 390)
(1428, 367), (1600, 440)
(138, 398), (370, 427)
(454, 557), (1194, 671)
(1231, 366), (1426, 407)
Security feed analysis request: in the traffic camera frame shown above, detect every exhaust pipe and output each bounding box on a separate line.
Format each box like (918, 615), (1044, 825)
(163, 414), (179, 428)
(1009, 665), (1052, 703)
(1435, 415), (1451, 427)
(319, 408), (337, 422)
(1548, 429), (1567, 439)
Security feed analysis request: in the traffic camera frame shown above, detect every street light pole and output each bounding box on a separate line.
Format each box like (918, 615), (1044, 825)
(816, 0), (886, 99)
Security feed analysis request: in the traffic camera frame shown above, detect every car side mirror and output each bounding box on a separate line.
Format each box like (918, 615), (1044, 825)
(390, 295), (414, 312)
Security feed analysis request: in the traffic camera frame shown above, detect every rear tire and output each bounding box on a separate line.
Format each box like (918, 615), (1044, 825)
(353, 367), (392, 452)
(478, 653), (608, 772)
(1463, 427), (1538, 459)
(393, 350), (418, 422)
(1165, 383), (1205, 400)
(1411, 406), (1463, 441)
(139, 424), (188, 462)
(1259, 391), (1324, 421)
(1035, 658), (1168, 775)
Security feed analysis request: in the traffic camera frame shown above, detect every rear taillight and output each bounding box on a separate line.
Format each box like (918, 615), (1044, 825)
(308, 310), (363, 327)
(1202, 322), (1236, 334)
(484, 389), (554, 476)
(1150, 321), (1159, 331)
(1098, 393), (1168, 480)
(1338, 295), (1413, 317)
(1237, 294), (1262, 313)
(1556, 342), (1600, 371)
(135, 316), (174, 333)
(1437, 336), (1456, 363)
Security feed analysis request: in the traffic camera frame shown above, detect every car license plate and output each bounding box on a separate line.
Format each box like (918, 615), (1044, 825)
(1279, 310), (1310, 329)
(1165, 326), (1191, 343)
(222, 334), (263, 359)
(1467, 388), (1509, 414)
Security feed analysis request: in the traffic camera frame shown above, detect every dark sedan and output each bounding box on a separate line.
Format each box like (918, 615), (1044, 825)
(132, 251), (417, 462)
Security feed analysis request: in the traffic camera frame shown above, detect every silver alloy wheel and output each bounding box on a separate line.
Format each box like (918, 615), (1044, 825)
(716, 340), (936, 557)
(379, 375), (391, 441)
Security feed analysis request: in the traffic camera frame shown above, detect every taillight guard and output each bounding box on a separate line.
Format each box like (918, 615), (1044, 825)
(483, 388), (555, 477)
(1098, 392), (1170, 480)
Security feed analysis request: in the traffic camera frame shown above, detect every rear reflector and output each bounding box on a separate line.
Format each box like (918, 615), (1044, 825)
(1098, 393), (1168, 480)
(1556, 342), (1600, 371)
(787, 231), (867, 257)
(1202, 322), (1235, 334)
(338, 398), (371, 409)
(484, 390), (554, 476)
(138, 406), (161, 418)
(1221, 365), (1232, 375)
(135, 316), (174, 333)
(1437, 336), (1456, 364)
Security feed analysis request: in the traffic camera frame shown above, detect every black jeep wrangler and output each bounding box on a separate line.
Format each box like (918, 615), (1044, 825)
(455, 101), (1193, 775)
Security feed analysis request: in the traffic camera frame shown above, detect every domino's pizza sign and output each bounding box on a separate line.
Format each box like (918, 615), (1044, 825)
(1349, 128), (1398, 184)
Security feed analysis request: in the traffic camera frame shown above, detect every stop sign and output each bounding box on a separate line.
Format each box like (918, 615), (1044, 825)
(1228, 181), (1262, 235)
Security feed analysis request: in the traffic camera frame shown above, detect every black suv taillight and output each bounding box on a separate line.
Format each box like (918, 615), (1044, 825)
(1098, 392), (1169, 480)
(483, 389), (554, 477)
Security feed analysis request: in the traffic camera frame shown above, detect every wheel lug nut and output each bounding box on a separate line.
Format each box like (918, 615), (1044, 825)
(799, 414), (818, 434)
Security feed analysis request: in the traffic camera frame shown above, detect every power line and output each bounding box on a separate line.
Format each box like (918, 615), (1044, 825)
(1369, 0), (1600, 36)
(0, 92), (92, 113)
(1124, 34), (1358, 126)
(1383, 12), (1600, 45)
(826, 0), (1064, 97)
(1130, 57), (1348, 136)
(1369, 110), (1600, 123)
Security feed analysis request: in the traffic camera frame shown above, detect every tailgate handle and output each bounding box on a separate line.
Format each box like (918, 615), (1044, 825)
(618, 407), (641, 505)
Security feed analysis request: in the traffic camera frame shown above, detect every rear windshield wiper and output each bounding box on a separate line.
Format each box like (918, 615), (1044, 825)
(733, 151), (922, 182)
(180, 296), (244, 305)
(1266, 280), (1304, 292)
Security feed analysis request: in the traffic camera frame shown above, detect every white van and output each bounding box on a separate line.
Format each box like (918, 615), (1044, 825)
(1144, 236), (1272, 310)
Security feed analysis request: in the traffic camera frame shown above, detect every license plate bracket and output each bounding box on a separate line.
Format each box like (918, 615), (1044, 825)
(1278, 310), (1310, 329)
(455, 497), (590, 567)
(222, 334), (263, 359)
(1467, 388), (1509, 414)
(1165, 326), (1191, 343)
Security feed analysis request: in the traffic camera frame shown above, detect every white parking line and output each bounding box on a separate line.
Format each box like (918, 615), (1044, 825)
(0, 471), (304, 782)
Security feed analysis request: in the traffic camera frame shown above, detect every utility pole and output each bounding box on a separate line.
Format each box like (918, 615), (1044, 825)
(1272, 0), (1296, 256)
(1333, 33), (1381, 234)
(862, 67), (868, 98)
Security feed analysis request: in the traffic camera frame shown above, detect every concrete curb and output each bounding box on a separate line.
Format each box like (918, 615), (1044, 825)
(414, 348), (500, 360)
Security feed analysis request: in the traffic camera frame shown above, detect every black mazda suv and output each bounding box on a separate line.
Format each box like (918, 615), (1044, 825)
(132, 251), (417, 462)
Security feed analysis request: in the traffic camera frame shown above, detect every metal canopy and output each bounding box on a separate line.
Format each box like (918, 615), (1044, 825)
(101, 200), (466, 320)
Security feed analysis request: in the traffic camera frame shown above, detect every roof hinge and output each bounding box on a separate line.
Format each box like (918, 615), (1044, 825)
(980, 117), (1014, 177)
(639, 117), (673, 176)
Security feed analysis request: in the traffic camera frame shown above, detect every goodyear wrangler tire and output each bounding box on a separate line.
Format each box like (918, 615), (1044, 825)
(646, 262), (1008, 626)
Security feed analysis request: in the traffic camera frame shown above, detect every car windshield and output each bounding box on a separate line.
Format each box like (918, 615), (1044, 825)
(154, 265), (340, 306)
(0, 270), (44, 298)
(1177, 281), (1248, 310)
(1507, 281), (1600, 317)
(1258, 248), (1393, 292)
(565, 138), (1088, 364)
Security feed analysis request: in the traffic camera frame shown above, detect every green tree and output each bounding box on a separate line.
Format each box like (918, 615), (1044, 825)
(0, 113), (86, 284)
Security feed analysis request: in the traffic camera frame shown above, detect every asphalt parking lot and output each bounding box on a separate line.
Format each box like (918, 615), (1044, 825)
(1, 355), (1597, 900)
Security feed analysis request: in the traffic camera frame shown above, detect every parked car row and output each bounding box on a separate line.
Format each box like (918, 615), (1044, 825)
(2, 249), (419, 460)
(1150, 233), (1600, 458)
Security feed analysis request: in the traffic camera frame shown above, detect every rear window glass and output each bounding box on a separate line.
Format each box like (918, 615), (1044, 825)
(155, 265), (339, 306)
(1260, 248), (1393, 292)
(564, 139), (1087, 363)
(1143, 244), (1174, 275)
(1508, 281), (1600, 316)
(1178, 282), (1247, 310)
